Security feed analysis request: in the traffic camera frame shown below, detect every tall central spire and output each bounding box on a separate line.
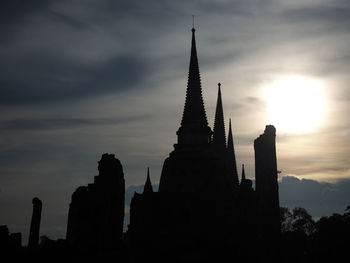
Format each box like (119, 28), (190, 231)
(180, 28), (208, 127)
(176, 28), (211, 147)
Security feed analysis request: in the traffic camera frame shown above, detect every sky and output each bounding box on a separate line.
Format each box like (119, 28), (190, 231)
(0, 0), (349, 243)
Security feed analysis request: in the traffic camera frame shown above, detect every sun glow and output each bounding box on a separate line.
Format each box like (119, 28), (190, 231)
(265, 75), (326, 133)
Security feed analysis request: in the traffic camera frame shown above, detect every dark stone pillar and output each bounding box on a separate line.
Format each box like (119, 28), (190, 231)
(254, 125), (281, 261)
(28, 197), (42, 248)
(254, 125), (281, 239)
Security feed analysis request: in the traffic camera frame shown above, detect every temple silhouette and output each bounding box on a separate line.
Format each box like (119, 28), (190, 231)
(64, 27), (281, 261)
(126, 27), (280, 262)
(3, 25), (350, 263)
(1, 27), (285, 262)
(66, 27), (281, 261)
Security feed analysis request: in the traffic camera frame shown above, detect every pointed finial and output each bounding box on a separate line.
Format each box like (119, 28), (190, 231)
(218, 82), (221, 88)
(191, 15), (196, 33)
(143, 167), (153, 194)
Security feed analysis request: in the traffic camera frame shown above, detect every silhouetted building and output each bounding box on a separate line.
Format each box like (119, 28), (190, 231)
(129, 169), (164, 260)
(66, 153), (125, 253)
(238, 164), (257, 236)
(157, 28), (237, 258)
(128, 27), (281, 261)
(28, 197), (42, 248)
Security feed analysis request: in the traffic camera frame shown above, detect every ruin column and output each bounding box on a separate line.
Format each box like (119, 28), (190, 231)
(28, 197), (42, 248)
(254, 125), (281, 238)
(254, 125), (281, 261)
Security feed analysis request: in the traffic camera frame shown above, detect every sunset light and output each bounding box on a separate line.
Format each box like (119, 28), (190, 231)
(265, 76), (327, 133)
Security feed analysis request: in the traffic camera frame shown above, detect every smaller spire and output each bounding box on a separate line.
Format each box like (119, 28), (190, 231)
(227, 118), (239, 187)
(213, 83), (226, 152)
(143, 167), (153, 194)
(241, 164), (246, 182)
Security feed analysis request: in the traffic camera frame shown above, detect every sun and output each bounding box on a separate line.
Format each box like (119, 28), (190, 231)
(265, 75), (326, 133)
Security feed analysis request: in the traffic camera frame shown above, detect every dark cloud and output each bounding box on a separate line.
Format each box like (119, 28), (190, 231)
(0, 0), (47, 21)
(281, 2), (350, 29)
(279, 176), (350, 218)
(2, 0), (349, 106)
(0, 55), (149, 105)
(182, 0), (276, 16)
(0, 0), (181, 106)
(0, 0), (48, 42)
(48, 9), (92, 30)
(0, 114), (149, 131)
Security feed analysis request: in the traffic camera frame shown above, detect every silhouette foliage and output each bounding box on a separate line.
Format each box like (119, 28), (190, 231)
(280, 206), (350, 263)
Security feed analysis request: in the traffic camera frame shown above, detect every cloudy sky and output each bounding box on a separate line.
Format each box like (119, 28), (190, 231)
(1, 0), (349, 242)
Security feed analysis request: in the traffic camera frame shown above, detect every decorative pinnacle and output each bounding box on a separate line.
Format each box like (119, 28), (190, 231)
(143, 167), (153, 194)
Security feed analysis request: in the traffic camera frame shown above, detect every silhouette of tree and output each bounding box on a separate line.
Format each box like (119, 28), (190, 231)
(312, 206), (350, 262)
(291, 207), (316, 236)
(280, 207), (315, 236)
(280, 207), (293, 232)
(280, 207), (315, 263)
(344, 205), (350, 218)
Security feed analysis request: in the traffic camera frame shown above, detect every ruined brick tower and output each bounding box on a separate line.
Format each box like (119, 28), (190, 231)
(255, 125), (281, 241)
(66, 153), (125, 252)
